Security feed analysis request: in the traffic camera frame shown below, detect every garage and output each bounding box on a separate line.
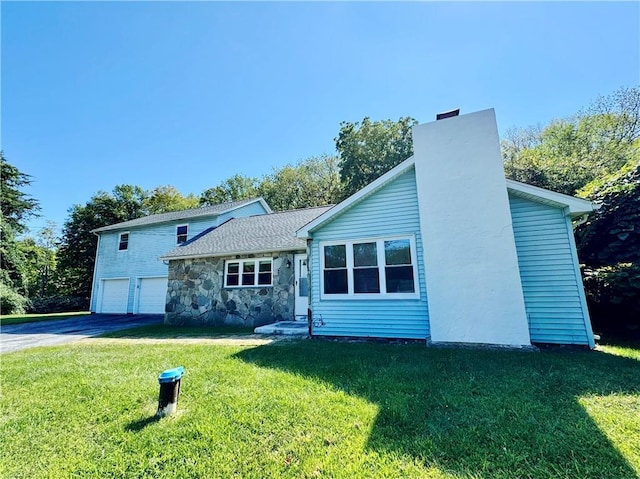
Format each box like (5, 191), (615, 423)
(136, 277), (168, 314)
(98, 279), (130, 314)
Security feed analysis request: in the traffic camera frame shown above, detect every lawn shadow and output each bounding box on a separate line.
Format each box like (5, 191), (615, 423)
(234, 341), (639, 478)
(125, 414), (161, 432)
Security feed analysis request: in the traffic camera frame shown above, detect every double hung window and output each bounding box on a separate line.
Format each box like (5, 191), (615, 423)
(176, 225), (188, 244)
(118, 232), (129, 251)
(321, 237), (418, 299)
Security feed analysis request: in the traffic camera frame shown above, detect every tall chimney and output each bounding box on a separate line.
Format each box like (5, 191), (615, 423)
(412, 109), (531, 346)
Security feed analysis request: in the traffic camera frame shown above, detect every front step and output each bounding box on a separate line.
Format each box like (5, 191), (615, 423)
(254, 321), (309, 337)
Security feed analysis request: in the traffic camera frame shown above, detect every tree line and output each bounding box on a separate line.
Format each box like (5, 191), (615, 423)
(2, 86), (638, 337)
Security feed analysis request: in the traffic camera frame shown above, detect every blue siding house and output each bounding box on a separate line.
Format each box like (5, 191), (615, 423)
(297, 109), (597, 348)
(90, 198), (270, 314)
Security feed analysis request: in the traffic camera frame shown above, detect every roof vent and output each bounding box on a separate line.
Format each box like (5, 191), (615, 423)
(436, 109), (460, 121)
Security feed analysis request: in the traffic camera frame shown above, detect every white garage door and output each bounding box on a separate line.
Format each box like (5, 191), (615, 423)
(98, 279), (129, 314)
(137, 277), (168, 314)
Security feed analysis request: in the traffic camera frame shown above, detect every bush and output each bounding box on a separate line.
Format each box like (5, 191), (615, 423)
(0, 283), (31, 315)
(28, 295), (90, 314)
(583, 263), (640, 338)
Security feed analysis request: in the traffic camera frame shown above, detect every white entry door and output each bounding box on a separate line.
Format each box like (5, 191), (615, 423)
(294, 254), (309, 320)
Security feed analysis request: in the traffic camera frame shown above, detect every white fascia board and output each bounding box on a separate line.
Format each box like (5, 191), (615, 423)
(160, 246), (305, 262)
(296, 156), (416, 238)
(225, 197), (273, 215)
(506, 179), (597, 217)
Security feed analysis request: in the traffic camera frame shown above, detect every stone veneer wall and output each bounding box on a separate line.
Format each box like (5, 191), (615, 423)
(164, 252), (297, 327)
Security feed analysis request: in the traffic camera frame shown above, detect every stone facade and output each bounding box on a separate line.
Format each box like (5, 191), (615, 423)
(164, 252), (297, 327)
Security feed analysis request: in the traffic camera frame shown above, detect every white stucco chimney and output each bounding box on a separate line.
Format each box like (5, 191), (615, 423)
(412, 109), (531, 346)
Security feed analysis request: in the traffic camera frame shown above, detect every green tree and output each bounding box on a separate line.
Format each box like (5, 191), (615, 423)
(145, 185), (199, 214)
(503, 86), (640, 196)
(199, 174), (259, 206)
(575, 159), (640, 335)
(0, 152), (40, 313)
(336, 116), (417, 199)
(18, 222), (59, 298)
(259, 155), (342, 211)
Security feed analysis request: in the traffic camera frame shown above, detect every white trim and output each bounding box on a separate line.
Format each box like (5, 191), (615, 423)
(118, 231), (130, 252)
(89, 234), (101, 312)
(506, 180), (597, 217)
(319, 235), (420, 300)
(296, 157), (598, 238)
(563, 211), (596, 348)
(294, 253), (309, 319)
(224, 258), (274, 288)
(176, 223), (188, 245)
(297, 157), (416, 238)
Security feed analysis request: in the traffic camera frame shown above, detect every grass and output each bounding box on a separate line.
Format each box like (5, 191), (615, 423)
(99, 324), (255, 338)
(1, 336), (638, 479)
(0, 311), (90, 326)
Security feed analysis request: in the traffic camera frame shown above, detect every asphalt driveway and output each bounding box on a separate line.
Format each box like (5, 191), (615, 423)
(1, 314), (164, 354)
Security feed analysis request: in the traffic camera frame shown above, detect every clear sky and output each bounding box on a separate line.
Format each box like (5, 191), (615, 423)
(2, 1), (639, 236)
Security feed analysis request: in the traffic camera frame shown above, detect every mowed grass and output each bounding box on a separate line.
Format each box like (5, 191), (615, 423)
(0, 311), (90, 326)
(1, 337), (639, 479)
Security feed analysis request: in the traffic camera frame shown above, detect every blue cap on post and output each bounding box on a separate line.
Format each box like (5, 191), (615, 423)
(158, 366), (185, 383)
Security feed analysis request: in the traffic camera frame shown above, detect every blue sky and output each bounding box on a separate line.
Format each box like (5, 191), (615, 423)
(2, 1), (639, 236)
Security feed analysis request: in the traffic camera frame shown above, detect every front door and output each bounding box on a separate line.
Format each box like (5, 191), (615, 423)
(294, 254), (309, 320)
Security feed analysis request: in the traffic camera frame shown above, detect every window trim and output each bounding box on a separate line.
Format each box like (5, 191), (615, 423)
(224, 258), (274, 288)
(118, 232), (130, 252)
(319, 236), (420, 300)
(176, 224), (188, 245)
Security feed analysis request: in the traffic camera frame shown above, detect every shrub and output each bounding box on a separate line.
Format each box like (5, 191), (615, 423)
(583, 263), (640, 337)
(0, 283), (31, 315)
(28, 295), (90, 314)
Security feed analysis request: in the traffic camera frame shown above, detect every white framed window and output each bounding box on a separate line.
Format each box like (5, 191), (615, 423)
(118, 232), (129, 251)
(320, 236), (419, 300)
(224, 258), (273, 288)
(176, 224), (188, 244)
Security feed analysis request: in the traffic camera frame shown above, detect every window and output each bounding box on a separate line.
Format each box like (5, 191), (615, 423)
(118, 232), (129, 251)
(225, 259), (273, 288)
(176, 225), (188, 244)
(321, 236), (418, 299)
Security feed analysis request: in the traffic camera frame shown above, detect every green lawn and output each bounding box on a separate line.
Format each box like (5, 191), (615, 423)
(0, 311), (90, 326)
(1, 336), (638, 479)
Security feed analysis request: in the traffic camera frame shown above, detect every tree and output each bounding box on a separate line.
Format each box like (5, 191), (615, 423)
(0, 152), (40, 313)
(336, 116), (417, 199)
(199, 174), (259, 206)
(259, 155), (342, 211)
(503, 86), (640, 196)
(0, 152), (40, 234)
(56, 185), (148, 299)
(145, 185), (199, 214)
(18, 221), (59, 298)
(575, 159), (640, 336)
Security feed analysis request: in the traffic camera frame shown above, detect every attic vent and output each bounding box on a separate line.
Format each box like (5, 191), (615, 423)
(436, 109), (460, 120)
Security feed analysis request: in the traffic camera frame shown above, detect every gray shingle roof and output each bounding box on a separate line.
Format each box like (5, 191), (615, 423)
(161, 205), (333, 259)
(91, 198), (268, 233)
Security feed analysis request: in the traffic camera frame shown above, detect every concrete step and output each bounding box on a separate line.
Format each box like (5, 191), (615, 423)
(254, 321), (309, 336)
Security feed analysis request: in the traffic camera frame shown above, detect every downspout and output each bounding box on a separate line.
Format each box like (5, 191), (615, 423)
(306, 238), (313, 337)
(89, 232), (101, 313)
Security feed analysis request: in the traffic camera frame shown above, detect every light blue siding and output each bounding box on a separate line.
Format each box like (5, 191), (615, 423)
(509, 194), (593, 346)
(310, 167), (429, 339)
(91, 202), (269, 313)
